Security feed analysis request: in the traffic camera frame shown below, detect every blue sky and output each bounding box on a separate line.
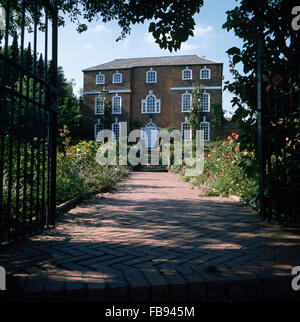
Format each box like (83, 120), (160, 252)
(57, 0), (242, 116)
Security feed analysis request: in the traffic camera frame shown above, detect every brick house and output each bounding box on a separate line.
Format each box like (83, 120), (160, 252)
(80, 55), (233, 146)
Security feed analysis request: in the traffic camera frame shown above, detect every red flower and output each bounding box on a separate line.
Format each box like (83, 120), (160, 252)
(235, 147), (240, 153)
(272, 74), (283, 86)
(262, 74), (269, 82)
(231, 132), (237, 136)
(205, 172), (210, 178)
(265, 86), (271, 93)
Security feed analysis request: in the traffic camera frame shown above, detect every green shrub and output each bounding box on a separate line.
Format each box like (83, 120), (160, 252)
(170, 133), (258, 202)
(56, 140), (130, 204)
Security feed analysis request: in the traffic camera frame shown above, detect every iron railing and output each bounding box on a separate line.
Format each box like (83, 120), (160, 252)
(259, 90), (300, 224)
(0, 0), (58, 243)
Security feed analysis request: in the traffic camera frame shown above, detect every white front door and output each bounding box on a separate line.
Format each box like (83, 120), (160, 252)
(141, 122), (159, 148)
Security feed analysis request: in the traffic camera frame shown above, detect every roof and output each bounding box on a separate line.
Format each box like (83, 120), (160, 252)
(82, 55), (221, 72)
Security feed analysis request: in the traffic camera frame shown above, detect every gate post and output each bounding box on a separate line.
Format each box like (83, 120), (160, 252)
(49, 3), (58, 226)
(256, 16), (266, 219)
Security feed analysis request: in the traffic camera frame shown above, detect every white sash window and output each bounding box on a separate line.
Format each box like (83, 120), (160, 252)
(201, 92), (210, 112)
(200, 121), (210, 141)
(182, 67), (192, 80)
(95, 97), (104, 115)
(112, 121), (121, 141)
(146, 68), (157, 83)
(94, 122), (103, 141)
(200, 67), (211, 79)
(182, 92), (192, 112)
(181, 122), (191, 142)
(112, 71), (122, 83)
(96, 72), (105, 84)
(112, 95), (122, 114)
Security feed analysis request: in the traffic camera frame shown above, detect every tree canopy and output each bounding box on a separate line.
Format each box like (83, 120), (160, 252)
(0, 0), (204, 52)
(223, 0), (300, 151)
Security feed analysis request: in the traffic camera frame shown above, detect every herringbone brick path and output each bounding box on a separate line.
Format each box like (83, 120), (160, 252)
(1, 171), (300, 302)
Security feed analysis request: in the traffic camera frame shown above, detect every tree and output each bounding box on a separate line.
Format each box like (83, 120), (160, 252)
(56, 66), (80, 145)
(0, 39), (80, 148)
(0, 0), (204, 52)
(223, 0), (300, 152)
(188, 84), (203, 139)
(223, 0), (300, 220)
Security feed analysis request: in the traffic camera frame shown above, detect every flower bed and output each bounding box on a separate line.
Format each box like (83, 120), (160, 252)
(56, 140), (130, 205)
(170, 134), (258, 202)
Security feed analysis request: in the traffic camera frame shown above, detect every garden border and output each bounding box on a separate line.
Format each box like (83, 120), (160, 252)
(56, 190), (101, 216)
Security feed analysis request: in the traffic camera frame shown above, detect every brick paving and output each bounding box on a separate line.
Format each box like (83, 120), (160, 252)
(1, 171), (300, 302)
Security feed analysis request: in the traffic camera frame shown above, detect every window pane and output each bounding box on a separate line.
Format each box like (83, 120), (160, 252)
(113, 96), (121, 113)
(201, 69), (210, 79)
(95, 98), (104, 114)
(182, 93), (191, 112)
(201, 93), (209, 111)
(147, 71), (156, 83)
(113, 73), (122, 83)
(112, 123), (120, 141)
(96, 73), (105, 84)
(95, 123), (103, 141)
(147, 95), (155, 113)
(200, 122), (209, 141)
(142, 100), (146, 113)
(142, 93), (160, 114)
(183, 69), (191, 79)
(156, 101), (160, 113)
(182, 123), (191, 141)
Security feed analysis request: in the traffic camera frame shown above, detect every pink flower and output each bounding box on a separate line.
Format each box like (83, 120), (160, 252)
(272, 74), (283, 86)
(229, 140), (234, 145)
(262, 74), (269, 82)
(265, 86), (271, 93)
(228, 136), (232, 141)
(222, 142), (227, 146)
(235, 134), (239, 140)
(235, 147), (240, 152)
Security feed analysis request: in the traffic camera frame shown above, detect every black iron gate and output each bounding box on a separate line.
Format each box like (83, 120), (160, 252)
(257, 22), (300, 225)
(0, 0), (58, 243)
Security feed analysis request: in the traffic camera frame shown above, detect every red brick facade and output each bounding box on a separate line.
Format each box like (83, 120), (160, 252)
(80, 55), (228, 141)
